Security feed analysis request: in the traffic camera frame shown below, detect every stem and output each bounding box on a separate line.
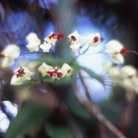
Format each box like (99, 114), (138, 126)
(78, 71), (109, 138)
(73, 75), (127, 138)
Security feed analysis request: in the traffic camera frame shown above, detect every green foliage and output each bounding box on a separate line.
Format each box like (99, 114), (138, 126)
(5, 103), (51, 138)
(98, 100), (122, 124)
(45, 123), (74, 138)
(72, 63), (105, 85)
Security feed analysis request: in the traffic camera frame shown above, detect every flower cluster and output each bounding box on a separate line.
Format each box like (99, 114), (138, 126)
(68, 31), (102, 52)
(26, 32), (64, 53)
(0, 31), (137, 88)
(10, 63), (73, 85)
(104, 62), (138, 93)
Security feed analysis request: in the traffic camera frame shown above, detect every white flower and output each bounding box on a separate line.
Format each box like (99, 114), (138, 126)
(68, 31), (82, 44)
(120, 65), (137, 78)
(0, 44), (20, 68)
(84, 33), (102, 46)
(38, 62), (53, 77)
(104, 62), (120, 81)
(70, 43), (81, 52)
(105, 40), (125, 64)
(44, 32), (64, 46)
(11, 67), (34, 85)
(26, 33), (41, 52)
(47, 67), (63, 79)
(60, 63), (73, 77)
(39, 42), (52, 53)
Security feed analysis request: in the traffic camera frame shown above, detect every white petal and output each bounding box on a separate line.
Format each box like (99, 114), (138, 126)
(2, 45), (20, 58)
(38, 63), (53, 76)
(11, 75), (25, 85)
(26, 42), (40, 52)
(111, 54), (124, 64)
(70, 43), (81, 52)
(44, 37), (57, 46)
(39, 42), (52, 52)
(105, 40), (123, 53)
(60, 63), (73, 77)
(1, 57), (14, 67)
(26, 33), (40, 42)
(120, 65), (136, 77)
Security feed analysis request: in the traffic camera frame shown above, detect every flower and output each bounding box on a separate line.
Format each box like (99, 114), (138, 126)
(84, 33), (102, 46)
(70, 43), (81, 52)
(38, 62), (53, 77)
(0, 44), (20, 68)
(44, 32), (64, 46)
(11, 66), (34, 85)
(104, 62), (120, 81)
(68, 31), (82, 44)
(39, 42), (52, 53)
(26, 32), (41, 52)
(47, 67), (63, 79)
(119, 65), (138, 92)
(105, 40), (131, 64)
(38, 63), (73, 79)
(60, 63), (73, 77)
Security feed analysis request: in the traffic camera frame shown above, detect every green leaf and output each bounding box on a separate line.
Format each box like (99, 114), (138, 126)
(45, 124), (74, 138)
(5, 103), (51, 138)
(73, 63), (105, 85)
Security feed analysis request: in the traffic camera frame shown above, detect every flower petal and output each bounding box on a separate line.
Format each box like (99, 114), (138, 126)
(2, 44), (20, 58)
(39, 42), (52, 53)
(38, 63), (53, 77)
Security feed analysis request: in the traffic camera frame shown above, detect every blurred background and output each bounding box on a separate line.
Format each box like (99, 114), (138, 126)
(0, 0), (138, 138)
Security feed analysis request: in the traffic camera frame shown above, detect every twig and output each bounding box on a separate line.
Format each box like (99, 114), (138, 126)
(74, 73), (127, 138)
(78, 71), (109, 138)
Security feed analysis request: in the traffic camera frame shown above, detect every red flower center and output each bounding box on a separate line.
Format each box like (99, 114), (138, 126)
(120, 48), (131, 55)
(16, 67), (25, 78)
(93, 36), (99, 43)
(47, 68), (63, 78)
(71, 36), (77, 41)
(0, 53), (5, 58)
(48, 33), (64, 40)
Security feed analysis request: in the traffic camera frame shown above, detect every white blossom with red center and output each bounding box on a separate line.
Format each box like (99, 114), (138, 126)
(0, 44), (20, 68)
(38, 62), (73, 79)
(105, 40), (131, 64)
(84, 33), (102, 46)
(26, 32), (41, 52)
(119, 65), (138, 92)
(104, 63), (138, 93)
(11, 66), (34, 85)
(68, 31), (82, 44)
(47, 67), (63, 79)
(68, 31), (82, 52)
(44, 32), (64, 46)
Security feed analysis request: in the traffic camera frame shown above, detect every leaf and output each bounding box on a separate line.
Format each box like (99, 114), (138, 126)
(45, 124), (74, 138)
(73, 63), (105, 85)
(5, 103), (51, 138)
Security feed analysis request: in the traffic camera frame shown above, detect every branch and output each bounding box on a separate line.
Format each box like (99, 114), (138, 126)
(76, 72), (127, 138)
